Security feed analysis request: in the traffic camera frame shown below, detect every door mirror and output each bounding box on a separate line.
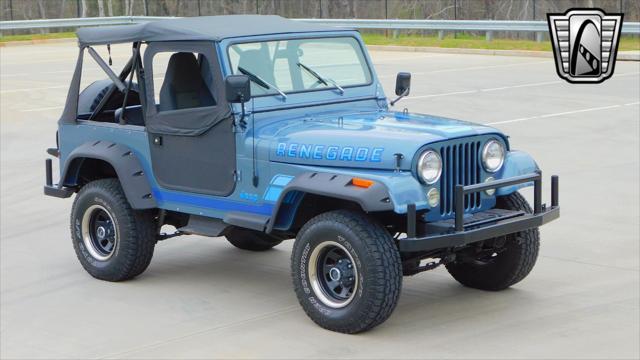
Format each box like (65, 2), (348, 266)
(225, 75), (251, 103)
(390, 72), (411, 106)
(395, 72), (411, 96)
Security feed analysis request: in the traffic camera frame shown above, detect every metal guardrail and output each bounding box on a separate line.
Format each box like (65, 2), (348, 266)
(0, 16), (173, 30)
(300, 18), (640, 34)
(1, 16), (639, 41)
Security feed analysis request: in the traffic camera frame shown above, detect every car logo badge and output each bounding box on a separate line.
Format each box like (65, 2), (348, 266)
(547, 8), (623, 83)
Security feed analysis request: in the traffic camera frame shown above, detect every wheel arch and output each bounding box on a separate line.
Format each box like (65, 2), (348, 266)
(62, 141), (156, 209)
(266, 172), (394, 233)
(495, 150), (540, 196)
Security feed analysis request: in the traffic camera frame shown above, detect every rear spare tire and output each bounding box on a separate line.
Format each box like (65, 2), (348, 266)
(77, 80), (112, 114)
(77, 79), (139, 114)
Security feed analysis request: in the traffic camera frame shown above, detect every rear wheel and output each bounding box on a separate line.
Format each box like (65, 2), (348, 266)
(225, 228), (282, 251)
(446, 192), (540, 291)
(291, 210), (402, 333)
(71, 178), (156, 281)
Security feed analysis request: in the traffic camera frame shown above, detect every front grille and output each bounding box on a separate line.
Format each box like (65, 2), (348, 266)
(439, 140), (482, 216)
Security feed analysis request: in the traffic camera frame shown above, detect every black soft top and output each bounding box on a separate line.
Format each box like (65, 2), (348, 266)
(76, 15), (341, 46)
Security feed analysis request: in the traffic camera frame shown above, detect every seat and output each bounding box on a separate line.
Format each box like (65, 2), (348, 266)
(159, 52), (215, 111)
(114, 105), (144, 126)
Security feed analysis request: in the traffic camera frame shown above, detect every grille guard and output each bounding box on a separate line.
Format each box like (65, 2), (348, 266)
(399, 172), (559, 252)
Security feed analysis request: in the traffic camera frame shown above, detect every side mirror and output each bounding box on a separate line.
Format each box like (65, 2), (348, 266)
(395, 72), (411, 96)
(225, 75), (251, 103)
(391, 72), (411, 106)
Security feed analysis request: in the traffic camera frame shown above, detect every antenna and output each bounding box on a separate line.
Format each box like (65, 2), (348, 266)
(251, 97), (259, 187)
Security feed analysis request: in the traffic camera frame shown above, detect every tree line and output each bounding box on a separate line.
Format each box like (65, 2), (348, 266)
(2, 0), (637, 21)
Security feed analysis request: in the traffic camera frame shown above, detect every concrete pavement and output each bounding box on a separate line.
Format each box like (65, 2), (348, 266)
(1, 42), (638, 359)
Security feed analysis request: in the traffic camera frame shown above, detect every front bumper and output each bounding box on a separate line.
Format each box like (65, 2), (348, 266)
(398, 172), (559, 252)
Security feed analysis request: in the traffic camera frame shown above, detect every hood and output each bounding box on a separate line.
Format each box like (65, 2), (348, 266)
(262, 111), (503, 170)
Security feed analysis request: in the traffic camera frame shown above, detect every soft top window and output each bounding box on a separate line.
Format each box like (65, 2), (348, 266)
(152, 51), (216, 112)
(142, 41), (231, 137)
(74, 43), (143, 125)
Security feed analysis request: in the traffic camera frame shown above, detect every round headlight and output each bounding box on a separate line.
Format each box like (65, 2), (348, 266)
(482, 139), (505, 172)
(417, 150), (442, 184)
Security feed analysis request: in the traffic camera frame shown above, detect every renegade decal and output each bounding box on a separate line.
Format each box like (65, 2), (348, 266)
(276, 143), (383, 162)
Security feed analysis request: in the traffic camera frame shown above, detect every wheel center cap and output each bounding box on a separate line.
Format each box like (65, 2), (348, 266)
(329, 267), (341, 281)
(96, 226), (106, 239)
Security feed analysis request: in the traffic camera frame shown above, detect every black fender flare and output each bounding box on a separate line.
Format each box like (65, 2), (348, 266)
(61, 141), (157, 209)
(266, 172), (394, 233)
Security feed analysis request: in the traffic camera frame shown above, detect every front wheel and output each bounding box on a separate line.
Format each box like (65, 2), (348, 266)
(291, 210), (402, 333)
(446, 191), (540, 291)
(71, 179), (156, 282)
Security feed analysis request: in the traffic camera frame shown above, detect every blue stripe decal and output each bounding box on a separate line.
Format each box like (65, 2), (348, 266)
(263, 187), (282, 202)
(271, 175), (293, 186)
(153, 190), (274, 215)
(263, 174), (294, 203)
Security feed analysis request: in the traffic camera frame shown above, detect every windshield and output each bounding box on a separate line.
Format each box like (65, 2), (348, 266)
(228, 37), (372, 97)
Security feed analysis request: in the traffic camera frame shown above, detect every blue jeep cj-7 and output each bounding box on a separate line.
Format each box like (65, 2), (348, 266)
(44, 15), (560, 333)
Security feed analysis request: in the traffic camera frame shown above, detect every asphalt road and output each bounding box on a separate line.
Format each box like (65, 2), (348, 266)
(1, 41), (639, 359)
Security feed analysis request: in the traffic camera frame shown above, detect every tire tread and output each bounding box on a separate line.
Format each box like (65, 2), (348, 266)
(71, 178), (155, 281)
(293, 210), (402, 333)
(446, 192), (540, 291)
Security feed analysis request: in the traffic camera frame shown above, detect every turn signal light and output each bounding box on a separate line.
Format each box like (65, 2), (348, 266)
(352, 178), (374, 188)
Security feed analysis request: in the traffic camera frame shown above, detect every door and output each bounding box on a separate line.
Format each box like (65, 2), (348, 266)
(143, 41), (235, 196)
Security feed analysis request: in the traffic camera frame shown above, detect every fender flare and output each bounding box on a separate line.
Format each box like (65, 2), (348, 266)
(266, 172), (394, 233)
(496, 150), (540, 196)
(61, 141), (157, 209)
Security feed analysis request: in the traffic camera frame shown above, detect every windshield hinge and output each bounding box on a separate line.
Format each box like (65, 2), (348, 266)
(233, 111), (248, 133)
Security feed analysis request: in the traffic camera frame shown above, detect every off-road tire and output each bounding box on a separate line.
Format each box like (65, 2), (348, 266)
(225, 228), (283, 251)
(71, 178), (156, 281)
(89, 84), (111, 112)
(78, 80), (139, 114)
(446, 192), (540, 291)
(291, 210), (402, 333)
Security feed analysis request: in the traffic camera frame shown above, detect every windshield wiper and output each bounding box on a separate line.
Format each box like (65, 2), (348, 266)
(237, 66), (287, 100)
(297, 62), (344, 95)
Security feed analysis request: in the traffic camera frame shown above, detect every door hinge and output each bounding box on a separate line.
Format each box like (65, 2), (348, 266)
(232, 122), (244, 133)
(233, 170), (241, 182)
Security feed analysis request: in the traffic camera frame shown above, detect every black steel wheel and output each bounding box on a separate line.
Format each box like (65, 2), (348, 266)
(71, 178), (156, 282)
(82, 205), (118, 261)
(308, 241), (358, 308)
(446, 191), (540, 291)
(291, 210), (402, 334)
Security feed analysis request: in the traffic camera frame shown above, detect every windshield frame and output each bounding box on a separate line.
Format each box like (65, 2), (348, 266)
(225, 35), (374, 98)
